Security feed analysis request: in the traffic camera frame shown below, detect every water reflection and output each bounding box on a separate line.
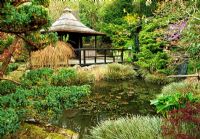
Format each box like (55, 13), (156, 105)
(57, 79), (162, 138)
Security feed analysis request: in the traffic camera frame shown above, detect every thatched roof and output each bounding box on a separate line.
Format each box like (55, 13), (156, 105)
(47, 8), (105, 36)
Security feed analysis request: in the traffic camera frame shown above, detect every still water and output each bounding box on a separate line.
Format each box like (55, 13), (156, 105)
(57, 79), (162, 137)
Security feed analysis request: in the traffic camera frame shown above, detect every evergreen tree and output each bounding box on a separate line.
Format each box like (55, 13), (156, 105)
(0, 0), (57, 77)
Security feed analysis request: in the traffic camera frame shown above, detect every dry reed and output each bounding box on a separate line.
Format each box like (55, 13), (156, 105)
(30, 41), (75, 68)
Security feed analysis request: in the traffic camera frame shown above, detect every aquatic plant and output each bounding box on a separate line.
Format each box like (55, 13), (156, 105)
(86, 116), (162, 139)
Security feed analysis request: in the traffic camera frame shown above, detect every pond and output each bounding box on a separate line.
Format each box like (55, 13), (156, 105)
(56, 79), (162, 138)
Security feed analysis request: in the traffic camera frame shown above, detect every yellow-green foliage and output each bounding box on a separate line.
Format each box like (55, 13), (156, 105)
(144, 73), (174, 85)
(87, 116), (162, 139)
(162, 81), (200, 97)
(104, 63), (137, 81)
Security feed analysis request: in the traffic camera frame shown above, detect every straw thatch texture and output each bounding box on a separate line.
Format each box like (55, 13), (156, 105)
(47, 8), (104, 36)
(30, 41), (75, 68)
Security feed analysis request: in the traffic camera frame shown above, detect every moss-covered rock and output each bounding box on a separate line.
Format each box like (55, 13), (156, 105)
(5, 124), (79, 139)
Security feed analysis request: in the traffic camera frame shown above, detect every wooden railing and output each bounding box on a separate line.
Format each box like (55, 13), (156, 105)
(74, 48), (131, 66)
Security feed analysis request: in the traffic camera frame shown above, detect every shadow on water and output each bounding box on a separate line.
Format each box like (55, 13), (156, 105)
(56, 79), (162, 138)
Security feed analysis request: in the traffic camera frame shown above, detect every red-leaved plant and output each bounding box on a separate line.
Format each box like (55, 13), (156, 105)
(162, 102), (200, 139)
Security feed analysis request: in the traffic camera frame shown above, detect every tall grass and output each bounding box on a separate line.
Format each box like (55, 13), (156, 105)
(104, 63), (137, 81)
(30, 41), (75, 68)
(86, 116), (162, 139)
(162, 81), (200, 96)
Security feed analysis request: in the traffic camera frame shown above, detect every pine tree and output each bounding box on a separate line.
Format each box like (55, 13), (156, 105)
(0, 0), (57, 77)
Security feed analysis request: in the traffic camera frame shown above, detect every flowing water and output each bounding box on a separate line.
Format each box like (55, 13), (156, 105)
(57, 79), (162, 137)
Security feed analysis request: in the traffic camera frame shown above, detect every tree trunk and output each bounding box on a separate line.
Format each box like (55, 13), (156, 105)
(0, 36), (19, 78)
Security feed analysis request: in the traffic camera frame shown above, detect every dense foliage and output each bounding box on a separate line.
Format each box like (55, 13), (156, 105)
(0, 0), (57, 77)
(151, 81), (200, 138)
(0, 85), (91, 136)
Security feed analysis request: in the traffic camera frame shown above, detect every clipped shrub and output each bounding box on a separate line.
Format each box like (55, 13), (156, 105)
(51, 68), (77, 86)
(104, 63), (137, 81)
(0, 81), (17, 96)
(21, 68), (54, 87)
(86, 116), (162, 139)
(0, 108), (19, 138)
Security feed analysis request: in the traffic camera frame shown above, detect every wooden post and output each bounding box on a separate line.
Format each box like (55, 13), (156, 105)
(104, 49), (107, 64)
(83, 49), (86, 65)
(79, 49), (81, 65)
(113, 52), (115, 63)
(121, 49), (124, 63)
(94, 36), (97, 64)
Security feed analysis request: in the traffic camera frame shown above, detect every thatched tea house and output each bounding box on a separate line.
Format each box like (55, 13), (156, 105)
(47, 8), (105, 49)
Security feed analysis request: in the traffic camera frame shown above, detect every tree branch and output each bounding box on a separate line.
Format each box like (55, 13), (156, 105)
(17, 34), (49, 49)
(0, 78), (21, 85)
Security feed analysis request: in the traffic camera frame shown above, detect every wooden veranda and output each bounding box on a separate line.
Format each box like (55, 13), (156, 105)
(69, 48), (131, 66)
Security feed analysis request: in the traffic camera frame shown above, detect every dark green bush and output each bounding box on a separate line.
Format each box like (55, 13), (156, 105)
(6, 63), (20, 74)
(0, 85), (91, 122)
(21, 68), (54, 87)
(0, 81), (17, 96)
(0, 108), (19, 137)
(51, 68), (77, 86)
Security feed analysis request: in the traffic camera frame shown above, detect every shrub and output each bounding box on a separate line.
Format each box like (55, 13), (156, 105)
(0, 108), (19, 137)
(21, 68), (54, 87)
(151, 92), (199, 115)
(151, 81), (200, 138)
(144, 73), (174, 85)
(104, 63), (137, 81)
(6, 63), (20, 74)
(0, 85), (91, 122)
(86, 116), (162, 139)
(75, 70), (95, 85)
(162, 102), (200, 138)
(0, 81), (17, 96)
(51, 68), (77, 86)
(162, 81), (200, 96)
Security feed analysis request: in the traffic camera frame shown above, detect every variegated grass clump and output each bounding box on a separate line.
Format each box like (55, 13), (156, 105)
(31, 41), (75, 68)
(86, 116), (162, 139)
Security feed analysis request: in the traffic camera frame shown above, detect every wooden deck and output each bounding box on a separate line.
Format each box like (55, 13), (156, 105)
(71, 48), (131, 66)
(69, 57), (122, 65)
